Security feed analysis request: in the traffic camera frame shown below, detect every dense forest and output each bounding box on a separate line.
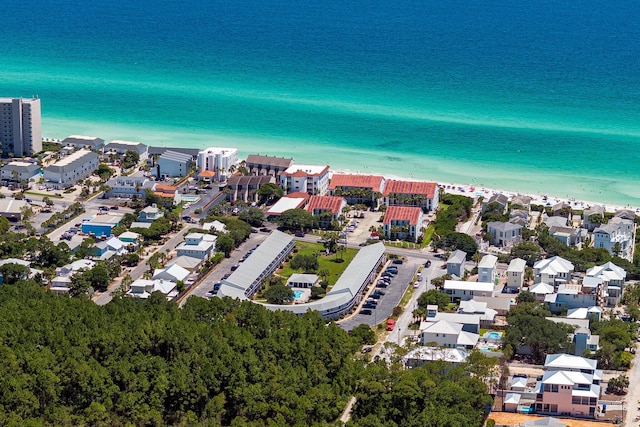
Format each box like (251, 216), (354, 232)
(0, 281), (492, 426)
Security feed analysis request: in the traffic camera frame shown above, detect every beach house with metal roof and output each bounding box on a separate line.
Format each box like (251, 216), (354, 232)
(486, 221), (522, 248)
(593, 217), (634, 261)
(534, 256), (574, 286)
(382, 205), (424, 242)
(61, 135), (105, 151)
(105, 140), (148, 161)
(382, 179), (439, 212)
(419, 320), (479, 349)
(43, 149), (99, 189)
(585, 261), (626, 307)
(477, 254), (498, 284)
(1, 161), (40, 184)
(442, 280), (494, 302)
(506, 258), (527, 292)
(446, 250), (467, 277)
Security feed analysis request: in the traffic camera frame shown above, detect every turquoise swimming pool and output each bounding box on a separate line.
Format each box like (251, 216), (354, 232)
(182, 196), (200, 202)
(293, 290), (305, 300)
(489, 332), (502, 340)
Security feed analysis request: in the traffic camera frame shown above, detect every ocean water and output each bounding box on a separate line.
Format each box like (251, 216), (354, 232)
(1, 0), (639, 206)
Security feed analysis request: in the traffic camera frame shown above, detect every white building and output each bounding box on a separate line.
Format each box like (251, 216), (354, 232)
(154, 150), (193, 178)
(196, 147), (238, 181)
(533, 256), (574, 286)
(43, 149), (100, 189)
(1, 161), (40, 183)
(593, 217), (634, 261)
(506, 258), (527, 292)
(61, 135), (105, 151)
(477, 254), (498, 284)
(127, 279), (178, 300)
(584, 261), (627, 307)
(0, 97), (41, 156)
(286, 273), (319, 288)
(104, 171), (152, 198)
(419, 319), (479, 349)
(175, 233), (216, 260)
(105, 140), (148, 161)
(50, 259), (95, 294)
(442, 280), (494, 302)
(279, 164), (330, 195)
(152, 264), (190, 283)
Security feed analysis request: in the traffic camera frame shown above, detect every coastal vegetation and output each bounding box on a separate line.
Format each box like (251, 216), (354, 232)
(0, 282), (494, 426)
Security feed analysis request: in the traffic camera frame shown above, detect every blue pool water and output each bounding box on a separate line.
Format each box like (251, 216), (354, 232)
(182, 196), (200, 202)
(292, 290), (305, 300)
(489, 332), (502, 340)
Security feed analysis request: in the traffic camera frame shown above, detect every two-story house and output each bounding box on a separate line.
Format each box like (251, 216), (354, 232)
(506, 258), (527, 292)
(477, 254), (498, 284)
(442, 280), (494, 302)
(533, 256), (574, 286)
(486, 221), (522, 248)
(593, 217), (634, 261)
(175, 233), (217, 260)
(138, 204), (164, 223)
(446, 250), (467, 277)
(584, 261), (626, 307)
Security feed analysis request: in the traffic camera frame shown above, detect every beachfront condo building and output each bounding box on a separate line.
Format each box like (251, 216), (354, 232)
(328, 174), (385, 207)
(105, 140), (149, 162)
(196, 147), (238, 182)
(279, 164), (330, 196)
(43, 149), (100, 189)
(382, 179), (439, 212)
(0, 97), (42, 157)
(61, 135), (105, 152)
(382, 206), (424, 242)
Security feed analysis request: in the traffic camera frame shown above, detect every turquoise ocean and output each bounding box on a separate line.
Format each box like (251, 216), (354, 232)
(1, 0), (639, 206)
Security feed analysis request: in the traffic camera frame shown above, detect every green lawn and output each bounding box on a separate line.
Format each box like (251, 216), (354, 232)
(278, 242), (357, 287)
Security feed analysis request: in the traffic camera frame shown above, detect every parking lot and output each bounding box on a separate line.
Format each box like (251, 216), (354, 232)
(339, 256), (421, 331)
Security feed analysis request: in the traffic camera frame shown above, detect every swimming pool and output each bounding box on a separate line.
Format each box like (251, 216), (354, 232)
(489, 332), (502, 340)
(182, 196), (200, 202)
(293, 290), (305, 300)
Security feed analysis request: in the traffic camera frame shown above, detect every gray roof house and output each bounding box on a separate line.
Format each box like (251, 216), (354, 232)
(1, 161), (40, 183)
(486, 221), (522, 248)
(138, 205), (164, 223)
(446, 249), (467, 278)
(582, 205), (605, 231)
(482, 193), (508, 213)
(614, 208), (635, 221)
(245, 154), (294, 176)
(105, 140), (148, 160)
(154, 150), (193, 178)
(43, 149), (100, 189)
(61, 135), (105, 151)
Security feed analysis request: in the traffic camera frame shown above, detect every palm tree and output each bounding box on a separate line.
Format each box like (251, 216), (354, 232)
(472, 252), (483, 266)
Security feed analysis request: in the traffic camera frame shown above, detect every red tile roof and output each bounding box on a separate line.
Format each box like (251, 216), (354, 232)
(198, 170), (216, 177)
(285, 192), (311, 202)
(383, 206), (423, 225)
(328, 174), (385, 192)
(154, 192), (175, 198)
(383, 180), (437, 198)
(154, 184), (177, 193)
(305, 196), (346, 215)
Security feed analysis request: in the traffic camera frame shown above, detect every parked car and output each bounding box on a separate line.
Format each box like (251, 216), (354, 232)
(392, 259), (404, 265)
(260, 227), (271, 232)
(222, 274), (230, 280)
(425, 260), (432, 267)
(109, 205), (119, 210)
(362, 303), (377, 309)
(376, 282), (388, 288)
(374, 290), (385, 296)
(359, 309), (373, 315)
(362, 346), (373, 354)
(230, 264), (240, 271)
(369, 294), (381, 300)
(294, 232), (305, 237)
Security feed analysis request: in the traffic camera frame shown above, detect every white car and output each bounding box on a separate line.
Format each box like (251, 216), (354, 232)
(413, 282), (420, 289)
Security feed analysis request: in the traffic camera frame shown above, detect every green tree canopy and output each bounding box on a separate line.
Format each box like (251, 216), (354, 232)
(239, 207), (265, 227)
(258, 182), (284, 203)
(417, 289), (450, 311)
(263, 284), (295, 304)
(276, 208), (318, 231)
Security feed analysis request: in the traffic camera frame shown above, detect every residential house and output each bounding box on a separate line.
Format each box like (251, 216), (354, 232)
(511, 195), (532, 211)
(305, 195), (347, 228)
(225, 175), (275, 203)
(382, 206), (424, 242)
(544, 283), (596, 314)
(525, 417), (567, 427)
(419, 319), (479, 349)
(166, 255), (202, 272)
(549, 226), (583, 246)
(1, 161), (40, 185)
(105, 140), (148, 162)
(422, 307), (481, 333)
(506, 258), (527, 292)
(482, 193), (508, 214)
(127, 278), (178, 300)
(245, 154), (294, 176)
(446, 250), (467, 277)
(509, 209), (530, 227)
(201, 220), (226, 233)
(472, 295), (514, 316)
(196, 147), (238, 181)
(50, 259), (95, 294)
(286, 273), (319, 288)
(279, 164), (330, 196)
(43, 149), (100, 189)
(104, 171), (153, 199)
(153, 183), (181, 205)
(551, 202), (572, 217)
(152, 264), (190, 283)
(585, 261), (626, 307)
(593, 217), (634, 260)
(529, 282), (555, 301)
(442, 280), (494, 302)
(0, 258), (43, 285)
(175, 233), (216, 260)
(61, 135), (105, 151)
(93, 236), (126, 259)
(118, 231), (141, 249)
(382, 179), (439, 212)
(328, 174), (385, 206)
(545, 215), (568, 228)
(533, 256), (574, 286)
(486, 221), (522, 248)
(533, 354), (602, 418)
(138, 204), (164, 222)
(573, 327), (600, 356)
(458, 299), (497, 327)
(477, 254), (498, 284)
(153, 150), (193, 178)
(403, 347), (469, 368)
(567, 306), (602, 321)
(503, 393), (522, 413)
(614, 209), (635, 221)
(582, 206), (605, 232)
